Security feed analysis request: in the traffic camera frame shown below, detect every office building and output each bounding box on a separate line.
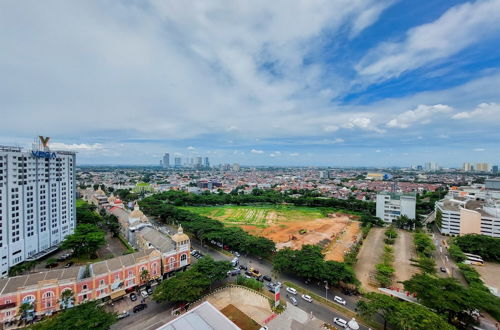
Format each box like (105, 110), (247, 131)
(0, 137), (76, 277)
(162, 153), (169, 168)
(195, 157), (202, 168)
(493, 165), (499, 174)
(424, 161), (439, 172)
(436, 186), (500, 238)
(231, 163), (240, 172)
(463, 163), (473, 172)
(376, 192), (416, 223)
(174, 157), (182, 168)
(475, 163), (491, 172)
(204, 157), (210, 168)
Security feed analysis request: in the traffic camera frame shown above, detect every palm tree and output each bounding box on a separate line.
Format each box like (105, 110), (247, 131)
(18, 302), (34, 321)
(140, 269), (150, 283)
(60, 290), (74, 309)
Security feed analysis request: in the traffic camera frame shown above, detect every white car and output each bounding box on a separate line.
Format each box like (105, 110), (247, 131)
(140, 290), (148, 299)
(333, 296), (346, 305)
(301, 294), (313, 303)
(333, 317), (347, 328)
(286, 287), (297, 295)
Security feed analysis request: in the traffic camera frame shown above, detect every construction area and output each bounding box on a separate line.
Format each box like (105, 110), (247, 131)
(183, 205), (361, 261)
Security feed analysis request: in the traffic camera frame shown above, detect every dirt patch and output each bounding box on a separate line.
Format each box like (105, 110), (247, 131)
(221, 304), (261, 330)
(354, 227), (385, 292)
(474, 262), (500, 291)
(392, 230), (418, 287)
(323, 221), (361, 262)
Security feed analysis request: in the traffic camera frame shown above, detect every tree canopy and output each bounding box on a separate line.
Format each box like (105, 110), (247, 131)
(152, 256), (231, 303)
(60, 224), (106, 258)
(454, 234), (500, 262)
(357, 292), (454, 330)
(28, 302), (116, 330)
(273, 245), (358, 286)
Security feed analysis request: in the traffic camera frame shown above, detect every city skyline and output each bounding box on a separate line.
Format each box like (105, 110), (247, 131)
(1, 1), (500, 166)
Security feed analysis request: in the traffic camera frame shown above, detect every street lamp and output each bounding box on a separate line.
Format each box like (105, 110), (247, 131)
(324, 280), (329, 300)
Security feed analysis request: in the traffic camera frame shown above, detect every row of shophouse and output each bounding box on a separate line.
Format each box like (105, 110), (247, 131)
(0, 189), (191, 324)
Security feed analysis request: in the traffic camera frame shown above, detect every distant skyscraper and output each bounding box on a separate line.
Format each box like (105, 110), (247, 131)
(195, 157), (202, 167)
(204, 157), (210, 168)
(425, 162), (439, 172)
(475, 163), (491, 172)
(174, 157), (181, 167)
(162, 153), (169, 168)
(232, 163), (240, 171)
(463, 162), (473, 172)
(493, 165), (499, 173)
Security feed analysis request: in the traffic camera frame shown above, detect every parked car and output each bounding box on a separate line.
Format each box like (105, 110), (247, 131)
(239, 265), (248, 271)
(64, 261), (74, 268)
(333, 317), (347, 328)
(117, 311), (130, 319)
(146, 286), (153, 295)
(333, 296), (346, 305)
(286, 287), (297, 295)
(140, 290), (148, 299)
(133, 304), (147, 313)
(301, 294), (313, 303)
(130, 293), (137, 301)
(289, 296), (298, 306)
(440, 266), (447, 273)
(262, 275), (272, 282)
(190, 250), (198, 256)
(233, 251), (240, 257)
(45, 262), (58, 269)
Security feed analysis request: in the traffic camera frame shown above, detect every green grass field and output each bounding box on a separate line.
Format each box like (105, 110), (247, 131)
(180, 205), (331, 228)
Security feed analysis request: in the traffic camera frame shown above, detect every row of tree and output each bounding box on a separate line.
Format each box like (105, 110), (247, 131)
(139, 196), (276, 257)
(152, 256), (232, 303)
(454, 234), (500, 262)
(358, 292), (453, 330)
(273, 245), (358, 287)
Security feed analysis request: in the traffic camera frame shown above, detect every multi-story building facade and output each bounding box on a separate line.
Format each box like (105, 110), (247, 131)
(436, 186), (500, 238)
(376, 192), (416, 223)
(0, 225), (191, 323)
(162, 153), (170, 168)
(0, 139), (76, 277)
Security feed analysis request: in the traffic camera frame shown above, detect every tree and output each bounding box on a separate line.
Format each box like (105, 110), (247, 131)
(415, 256), (436, 274)
(357, 292), (454, 330)
(60, 224), (106, 258)
(19, 302), (35, 321)
(140, 269), (150, 284)
(454, 234), (500, 261)
(152, 270), (210, 303)
(60, 290), (74, 310)
(403, 273), (480, 325)
(190, 256), (232, 283)
(28, 301), (116, 330)
(448, 243), (466, 263)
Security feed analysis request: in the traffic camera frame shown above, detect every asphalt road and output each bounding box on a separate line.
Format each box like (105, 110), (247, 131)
(430, 225), (466, 284)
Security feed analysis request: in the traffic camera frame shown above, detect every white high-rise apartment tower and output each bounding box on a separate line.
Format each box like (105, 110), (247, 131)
(0, 137), (76, 277)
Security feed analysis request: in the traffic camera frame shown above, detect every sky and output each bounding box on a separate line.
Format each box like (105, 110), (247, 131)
(1, 0), (500, 167)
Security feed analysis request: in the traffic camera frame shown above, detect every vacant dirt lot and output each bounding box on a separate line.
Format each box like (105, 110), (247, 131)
(187, 205), (360, 261)
(392, 230), (418, 288)
(355, 227), (385, 292)
(474, 262), (500, 291)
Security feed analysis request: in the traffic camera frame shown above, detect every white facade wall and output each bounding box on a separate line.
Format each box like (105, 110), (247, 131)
(376, 193), (416, 223)
(0, 147), (76, 277)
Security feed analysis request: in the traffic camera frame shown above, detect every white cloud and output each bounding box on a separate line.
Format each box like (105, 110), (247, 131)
(375, 149), (381, 153)
(289, 152), (300, 157)
(251, 149), (264, 154)
(474, 148), (486, 152)
(344, 117), (385, 133)
(187, 146), (196, 150)
(323, 125), (339, 133)
(452, 102), (500, 120)
(50, 142), (103, 151)
(269, 151), (282, 157)
(386, 104), (453, 128)
(356, 0), (500, 82)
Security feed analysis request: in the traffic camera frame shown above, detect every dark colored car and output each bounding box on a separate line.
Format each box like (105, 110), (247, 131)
(130, 293), (137, 301)
(239, 265), (248, 271)
(146, 286), (153, 295)
(64, 261), (74, 268)
(244, 271), (252, 277)
(45, 262), (58, 269)
(133, 303), (147, 313)
(440, 267), (447, 273)
(262, 275), (272, 282)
